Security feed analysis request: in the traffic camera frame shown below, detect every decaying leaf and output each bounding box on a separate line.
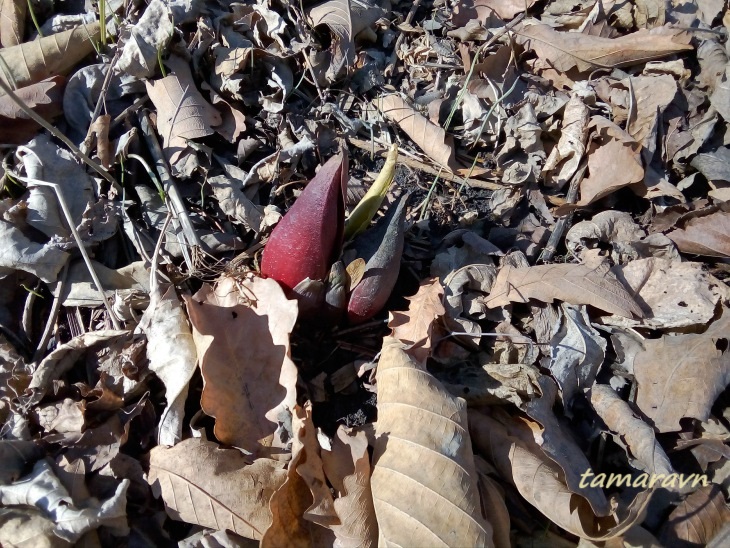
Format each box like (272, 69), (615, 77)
(148, 438), (287, 541)
(634, 307), (730, 433)
(543, 93), (590, 189)
(388, 277), (445, 363)
(0, 0), (26, 47)
(666, 209), (730, 258)
(484, 262), (643, 318)
(371, 337), (494, 546)
(0, 218), (69, 283)
(516, 24), (693, 74)
(0, 22), (100, 92)
(378, 94), (457, 170)
(187, 275), (298, 457)
(117, 0), (173, 79)
(0, 77), (64, 143)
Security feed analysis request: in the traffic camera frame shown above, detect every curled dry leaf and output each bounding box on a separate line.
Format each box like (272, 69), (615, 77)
(634, 307), (730, 433)
(187, 275), (298, 457)
(484, 262), (643, 318)
(148, 438), (287, 541)
(378, 94), (457, 170)
(0, 218), (69, 283)
(516, 24), (693, 74)
(138, 285), (197, 447)
(146, 55), (222, 165)
(543, 93), (590, 189)
(117, 0), (173, 79)
(590, 384), (673, 476)
(454, 0), (536, 21)
(469, 410), (653, 541)
(387, 277), (445, 364)
(0, 22), (100, 91)
(371, 337), (494, 547)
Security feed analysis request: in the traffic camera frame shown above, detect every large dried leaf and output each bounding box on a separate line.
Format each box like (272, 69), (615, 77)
(387, 277), (445, 364)
(0, 23), (100, 91)
(590, 384), (673, 476)
(0, 219), (69, 283)
(371, 337), (494, 547)
(148, 438), (287, 541)
(469, 410), (653, 541)
(146, 56), (222, 164)
(378, 94), (457, 170)
(543, 94), (590, 189)
(633, 307), (730, 433)
(138, 285), (197, 447)
(484, 262), (643, 318)
(666, 209), (730, 258)
(516, 24), (693, 74)
(659, 485), (730, 546)
(187, 275), (298, 457)
(454, 0), (536, 21)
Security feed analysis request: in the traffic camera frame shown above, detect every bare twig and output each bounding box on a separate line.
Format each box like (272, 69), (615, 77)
(33, 262), (70, 363)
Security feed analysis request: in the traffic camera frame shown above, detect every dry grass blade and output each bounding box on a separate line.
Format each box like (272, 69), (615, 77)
(371, 337), (494, 547)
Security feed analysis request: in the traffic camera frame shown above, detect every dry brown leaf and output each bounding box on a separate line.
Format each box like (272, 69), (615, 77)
(146, 55), (222, 164)
(543, 93), (590, 189)
(516, 24), (693, 74)
(484, 262), (643, 318)
(659, 485), (730, 546)
(0, 0), (26, 47)
(371, 337), (494, 547)
(262, 404), (336, 548)
(378, 94), (457, 170)
(626, 75), (677, 146)
(147, 438), (287, 541)
(590, 384), (673, 476)
(187, 275), (298, 457)
(453, 0), (536, 21)
(321, 427), (378, 547)
(0, 23), (100, 91)
(634, 307), (730, 433)
(576, 131), (644, 207)
(469, 409), (653, 541)
(666, 209), (730, 258)
(387, 277), (445, 363)
(474, 458), (511, 548)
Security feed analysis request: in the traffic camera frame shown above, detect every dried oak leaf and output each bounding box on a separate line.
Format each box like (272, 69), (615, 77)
(543, 93), (590, 189)
(148, 438), (287, 541)
(378, 94), (457, 170)
(634, 307), (730, 433)
(0, 76), (64, 143)
(371, 337), (494, 546)
(452, 0), (536, 22)
(484, 262), (643, 318)
(187, 275), (298, 458)
(516, 24), (693, 74)
(146, 55), (222, 164)
(0, 0), (26, 47)
(387, 277), (445, 364)
(0, 22), (98, 94)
